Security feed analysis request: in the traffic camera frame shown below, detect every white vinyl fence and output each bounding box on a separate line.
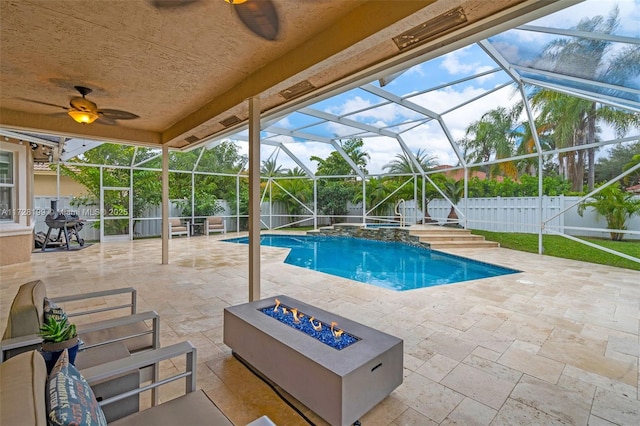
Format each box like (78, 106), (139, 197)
(35, 195), (640, 242)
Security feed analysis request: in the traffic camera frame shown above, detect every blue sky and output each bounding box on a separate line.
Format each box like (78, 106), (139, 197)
(231, 0), (640, 175)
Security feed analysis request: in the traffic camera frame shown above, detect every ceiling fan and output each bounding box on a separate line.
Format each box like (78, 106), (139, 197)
(20, 86), (139, 125)
(150, 0), (280, 41)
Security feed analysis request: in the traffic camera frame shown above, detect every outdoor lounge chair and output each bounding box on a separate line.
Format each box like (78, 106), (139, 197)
(205, 216), (226, 234)
(169, 218), (190, 238)
(1, 280), (160, 363)
(0, 280), (166, 420)
(0, 344), (234, 425)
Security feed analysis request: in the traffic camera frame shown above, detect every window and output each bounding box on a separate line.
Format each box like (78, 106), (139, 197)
(0, 150), (14, 221)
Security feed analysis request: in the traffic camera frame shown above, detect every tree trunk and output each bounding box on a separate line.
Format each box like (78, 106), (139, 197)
(586, 103), (597, 191)
(447, 206), (458, 221)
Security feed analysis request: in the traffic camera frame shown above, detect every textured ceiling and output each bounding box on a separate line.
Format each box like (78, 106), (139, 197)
(0, 0), (563, 150)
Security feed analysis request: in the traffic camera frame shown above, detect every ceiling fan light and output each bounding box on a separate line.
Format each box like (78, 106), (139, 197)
(68, 110), (99, 124)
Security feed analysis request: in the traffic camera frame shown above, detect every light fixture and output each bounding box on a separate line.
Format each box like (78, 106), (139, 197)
(392, 6), (467, 52)
(68, 109), (99, 124)
(224, 0), (247, 4)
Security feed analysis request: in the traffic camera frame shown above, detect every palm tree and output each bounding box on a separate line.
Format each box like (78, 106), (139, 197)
(622, 153), (640, 188)
(382, 149), (439, 221)
(442, 178), (464, 224)
(459, 106), (521, 179)
(352, 177), (392, 218)
(310, 138), (370, 176)
(577, 183), (640, 241)
(532, 6), (640, 191)
(261, 158), (288, 177)
(382, 148), (437, 174)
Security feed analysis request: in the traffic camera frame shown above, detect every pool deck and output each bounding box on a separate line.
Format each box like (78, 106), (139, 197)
(1, 231), (638, 425)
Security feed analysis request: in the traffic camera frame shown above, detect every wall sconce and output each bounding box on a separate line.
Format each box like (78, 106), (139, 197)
(68, 109), (99, 124)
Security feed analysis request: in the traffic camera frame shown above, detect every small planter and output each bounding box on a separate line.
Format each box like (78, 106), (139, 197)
(41, 336), (80, 373)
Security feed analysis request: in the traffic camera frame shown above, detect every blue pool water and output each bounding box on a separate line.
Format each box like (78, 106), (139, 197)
(223, 235), (520, 291)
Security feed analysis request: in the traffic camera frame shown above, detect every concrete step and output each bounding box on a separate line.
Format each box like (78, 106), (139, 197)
(408, 225), (498, 249)
(416, 234), (486, 243)
(427, 240), (500, 249)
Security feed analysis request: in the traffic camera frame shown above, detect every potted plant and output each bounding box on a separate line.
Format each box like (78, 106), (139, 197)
(39, 316), (79, 372)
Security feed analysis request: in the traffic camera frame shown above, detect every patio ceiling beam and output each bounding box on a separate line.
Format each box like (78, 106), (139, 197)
(262, 126), (334, 144)
(403, 67), (502, 100)
(299, 107), (400, 139)
(511, 64), (640, 97)
(520, 78), (640, 112)
(396, 135), (426, 176)
(360, 84), (440, 119)
(275, 143), (316, 178)
(358, 83), (468, 167)
(330, 140), (365, 179)
(193, 146), (205, 171)
(516, 25), (640, 45)
(440, 81), (513, 116)
(477, 40), (523, 84)
(0, 129), (59, 148)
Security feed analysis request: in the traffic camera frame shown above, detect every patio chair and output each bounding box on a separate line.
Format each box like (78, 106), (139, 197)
(169, 218), (190, 238)
(0, 344), (241, 425)
(1, 279), (160, 362)
(1, 279), (164, 420)
(205, 216), (226, 235)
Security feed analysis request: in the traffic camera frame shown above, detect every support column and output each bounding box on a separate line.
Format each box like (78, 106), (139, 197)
(248, 97), (261, 302)
(162, 145), (169, 265)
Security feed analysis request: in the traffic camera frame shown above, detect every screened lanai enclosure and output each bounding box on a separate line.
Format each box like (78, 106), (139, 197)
(4, 0), (640, 263)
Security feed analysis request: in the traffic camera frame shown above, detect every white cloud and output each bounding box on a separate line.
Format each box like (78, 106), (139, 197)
(440, 48), (476, 75)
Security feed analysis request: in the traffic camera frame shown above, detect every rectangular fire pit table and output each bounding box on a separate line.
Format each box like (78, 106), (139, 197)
(223, 295), (403, 426)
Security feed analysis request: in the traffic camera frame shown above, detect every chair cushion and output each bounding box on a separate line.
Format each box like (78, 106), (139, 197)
(47, 349), (107, 426)
(208, 217), (222, 226)
(2, 280), (47, 340)
(0, 350), (48, 426)
(109, 390), (232, 426)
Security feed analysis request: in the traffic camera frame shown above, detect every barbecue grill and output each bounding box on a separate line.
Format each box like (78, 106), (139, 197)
(41, 200), (85, 251)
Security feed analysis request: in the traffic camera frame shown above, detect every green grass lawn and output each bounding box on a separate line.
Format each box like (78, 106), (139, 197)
(471, 230), (640, 271)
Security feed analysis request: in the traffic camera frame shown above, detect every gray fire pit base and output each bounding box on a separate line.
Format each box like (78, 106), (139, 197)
(224, 295), (403, 426)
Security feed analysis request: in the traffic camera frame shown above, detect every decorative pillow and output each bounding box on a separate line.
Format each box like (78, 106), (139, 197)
(46, 349), (107, 426)
(43, 297), (68, 324)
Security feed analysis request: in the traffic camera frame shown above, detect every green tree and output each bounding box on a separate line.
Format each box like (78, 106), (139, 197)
(60, 144), (161, 235)
(382, 148), (437, 174)
(311, 138), (369, 223)
(533, 7), (640, 191)
(316, 181), (355, 224)
(578, 183), (640, 241)
(261, 158), (288, 177)
(172, 142), (246, 217)
(441, 178), (464, 222)
(622, 153), (640, 188)
(595, 142), (640, 184)
(271, 168), (313, 226)
(311, 138), (369, 176)
(459, 106), (521, 179)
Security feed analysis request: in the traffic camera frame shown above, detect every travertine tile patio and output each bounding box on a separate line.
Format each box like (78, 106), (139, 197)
(1, 232), (638, 425)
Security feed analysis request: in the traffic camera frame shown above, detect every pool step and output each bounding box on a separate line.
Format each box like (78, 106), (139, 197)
(408, 225), (499, 249)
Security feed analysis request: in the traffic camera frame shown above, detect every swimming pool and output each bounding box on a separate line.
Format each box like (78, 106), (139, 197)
(223, 235), (520, 291)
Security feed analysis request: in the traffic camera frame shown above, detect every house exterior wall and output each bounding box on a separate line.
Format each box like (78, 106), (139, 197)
(33, 172), (87, 197)
(0, 140), (33, 265)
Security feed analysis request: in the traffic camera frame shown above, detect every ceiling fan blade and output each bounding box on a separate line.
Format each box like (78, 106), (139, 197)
(150, 0), (198, 8)
(17, 97), (67, 110)
(235, 0), (279, 41)
(96, 115), (118, 126)
(98, 109), (140, 120)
